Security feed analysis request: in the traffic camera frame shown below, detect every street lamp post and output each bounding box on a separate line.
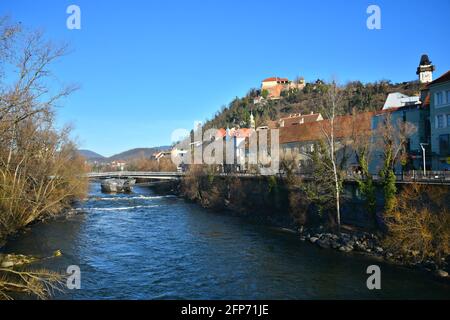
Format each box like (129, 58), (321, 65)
(420, 143), (428, 177)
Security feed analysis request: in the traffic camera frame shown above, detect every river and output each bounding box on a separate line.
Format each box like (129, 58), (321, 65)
(1, 183), (449, 299)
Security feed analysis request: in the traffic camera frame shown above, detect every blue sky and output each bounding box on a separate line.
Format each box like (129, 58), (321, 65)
(2, 0), (450, 156)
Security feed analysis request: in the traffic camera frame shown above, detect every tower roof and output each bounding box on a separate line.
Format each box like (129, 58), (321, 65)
(419, 54), (432, 66)
(416, 54), (435, 76)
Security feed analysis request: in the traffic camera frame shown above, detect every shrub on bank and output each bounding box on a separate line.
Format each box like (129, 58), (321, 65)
(0, 135), (88, 241)
(180, 165), (292, 224)
(383, 184), (450, 265)
(181, 165), (224, 210)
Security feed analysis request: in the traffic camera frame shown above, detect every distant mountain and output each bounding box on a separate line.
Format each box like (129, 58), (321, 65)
(78, 146), (171, 162)
(108, 147), (171, 161)
(78, 149), (106, 161)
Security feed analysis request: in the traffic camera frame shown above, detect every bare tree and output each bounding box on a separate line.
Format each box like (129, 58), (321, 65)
(0, 19), (77, 142)
(375, 112), (417, 171)
(317, 81), (345, 231)
(374, 112), (417, 213)
(0, 17), (87, 300)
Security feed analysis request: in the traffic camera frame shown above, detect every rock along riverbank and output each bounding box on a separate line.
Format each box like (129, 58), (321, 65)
(298, 226), (449, 283)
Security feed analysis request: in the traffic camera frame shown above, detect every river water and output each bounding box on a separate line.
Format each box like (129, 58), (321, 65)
(1, 183), (449, 299)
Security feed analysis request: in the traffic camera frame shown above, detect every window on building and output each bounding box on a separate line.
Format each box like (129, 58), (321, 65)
(437, 114), (445, 128)
(447, 91), (450, 104)
(439, 134), (450, 157)
(436, 92), (443, 106)
(425, 118), (431, 142)
(447, 114), (450, 128)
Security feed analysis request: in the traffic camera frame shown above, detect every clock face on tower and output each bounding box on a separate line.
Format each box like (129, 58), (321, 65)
(421, 71), (432, 83)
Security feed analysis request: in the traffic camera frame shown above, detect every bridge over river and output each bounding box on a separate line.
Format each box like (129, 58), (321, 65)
(86, 170), (450, 186)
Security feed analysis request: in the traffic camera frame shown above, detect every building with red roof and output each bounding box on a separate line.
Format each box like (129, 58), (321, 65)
(260, 76), (305, 99)
(278, 113), (323, 127)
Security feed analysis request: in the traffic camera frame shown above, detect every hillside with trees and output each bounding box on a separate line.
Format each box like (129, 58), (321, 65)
(203, 79), (420, 130)
(108, 147), (170, 161)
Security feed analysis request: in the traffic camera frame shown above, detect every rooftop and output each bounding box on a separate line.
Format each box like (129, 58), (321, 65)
(382, 92), (420, 110)
(429, 70), (450, 86)
(279, 112), (374, 145)
(216, 128), (255, 139)
(262, 77), (289, 83)
(279, 113), (323, 127)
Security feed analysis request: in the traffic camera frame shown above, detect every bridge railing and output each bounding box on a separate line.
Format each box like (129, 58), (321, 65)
(337, 170), (450, 185)
(394, 170), (450, 183)
(87, 171), (184, 178)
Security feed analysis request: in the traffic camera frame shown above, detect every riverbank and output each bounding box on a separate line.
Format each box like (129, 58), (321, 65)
(149, 178), (450, 284)
(296, 227), (450, 283)
(0, 200), (85, 300)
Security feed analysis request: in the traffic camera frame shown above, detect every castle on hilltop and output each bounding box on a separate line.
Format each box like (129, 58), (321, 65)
(255, 76), (305, 102)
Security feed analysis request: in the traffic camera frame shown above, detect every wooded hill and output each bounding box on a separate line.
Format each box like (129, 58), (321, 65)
(203, 79), (420, 130)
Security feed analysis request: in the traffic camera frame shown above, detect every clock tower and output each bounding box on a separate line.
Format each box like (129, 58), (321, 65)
(416, 54), (435, 84)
